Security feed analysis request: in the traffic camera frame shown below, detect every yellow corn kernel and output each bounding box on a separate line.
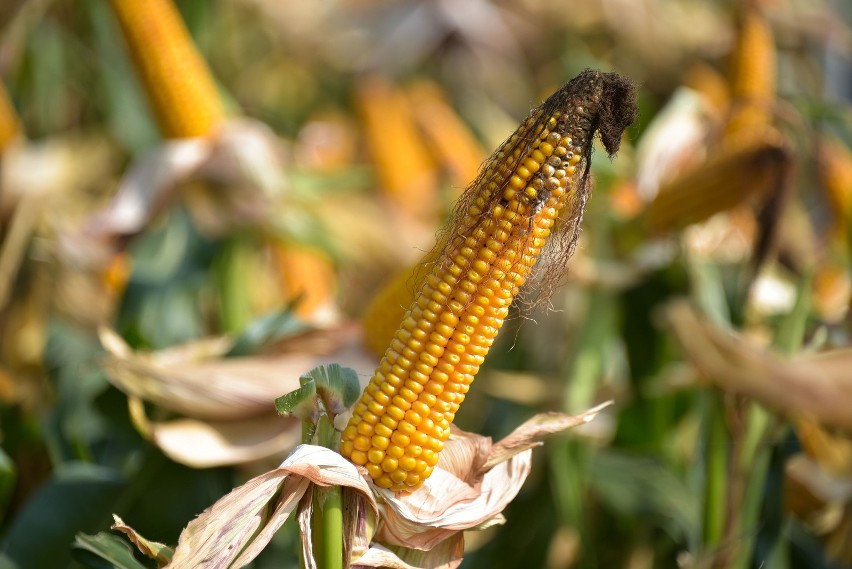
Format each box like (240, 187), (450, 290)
(110, 0), (223, 138)
(817, 135), (852, 243)
(343, 70), (637, 491)
(0, 80), (21, 152)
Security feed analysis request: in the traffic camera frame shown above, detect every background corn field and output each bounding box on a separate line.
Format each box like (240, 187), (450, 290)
(1, 0), (851, 568)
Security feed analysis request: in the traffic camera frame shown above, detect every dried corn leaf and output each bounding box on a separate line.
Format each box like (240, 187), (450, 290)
(146, 414), (303, 469)
(665, 300), (852, 430)
(376, 404), (607, 550)
(99, 326), (374, 421)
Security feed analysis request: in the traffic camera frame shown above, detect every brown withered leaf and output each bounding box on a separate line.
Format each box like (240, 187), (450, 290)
(61, 119), (289, 269)
(484, 402), (613, 469)
(665, 300), (852, 430)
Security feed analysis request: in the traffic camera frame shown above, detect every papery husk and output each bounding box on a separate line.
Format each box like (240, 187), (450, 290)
(111, 515), (174, 565)
(375, 404), (611, 550)
(166, 445), (376, 569)
(665, 300), (852, 430)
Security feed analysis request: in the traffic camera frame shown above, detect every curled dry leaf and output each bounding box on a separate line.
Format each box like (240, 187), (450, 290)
(164, 445), (376, 569)
(375, 404), (611, 551)
(99, 326), (374, 467)
(61, 119), (289, 269)
(118, 402), (607, 569)
(664, 300), (852, 430)
(111, 515), (174, 566)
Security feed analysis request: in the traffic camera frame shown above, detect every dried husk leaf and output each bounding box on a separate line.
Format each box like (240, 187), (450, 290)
(376, 404), (608, 550)
(352, 539), (465, 569)
(111, 515), (174, 565)
(484, 402), (612, 469)
(62, 119), (289, 270)
(99, 326), (373, 421)
(147, 414), (303, 469)
(166, 445), (377, 569)
(665, 300), (852, 430)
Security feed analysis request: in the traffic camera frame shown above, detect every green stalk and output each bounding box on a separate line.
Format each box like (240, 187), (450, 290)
(702, 393), (728, 551)
(729, 271), (811, 569)
(215, 233), (252, 334)
(311, 416), (343, 569)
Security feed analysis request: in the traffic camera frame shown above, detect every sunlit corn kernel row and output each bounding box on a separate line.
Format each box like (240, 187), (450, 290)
(341, 114), (583, 491)
(110, 0), (224, 139)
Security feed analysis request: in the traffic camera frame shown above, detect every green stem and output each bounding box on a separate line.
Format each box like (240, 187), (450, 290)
(215, 233), (252, 334)
(702, 393), (728, 551)
(312, 485), (343, 569)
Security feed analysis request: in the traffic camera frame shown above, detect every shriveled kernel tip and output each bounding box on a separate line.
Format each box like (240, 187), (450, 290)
(412, 401), (430, 417)
(399, 388), (418, 402)
(398, 421), (417, 436)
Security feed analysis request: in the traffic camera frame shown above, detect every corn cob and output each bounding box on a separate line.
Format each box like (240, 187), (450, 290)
(648, 132), (792, 233)
(356, 76), (438, 220)
(407, 81), (487, 191)
(725, 5), (776, 141)
(0, 79), (21, 152)
(109, 0), (224, 139)
(341, 70), (637, 491)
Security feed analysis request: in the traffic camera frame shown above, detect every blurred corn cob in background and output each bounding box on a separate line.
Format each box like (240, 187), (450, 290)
(0, 80), (21, 153)
(647, 0), (792, 272)
(109, 0), (224, 138)
(724, 3), (776, 142)
(341, 70), (637, 491)
(355, 76), (438, 221)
